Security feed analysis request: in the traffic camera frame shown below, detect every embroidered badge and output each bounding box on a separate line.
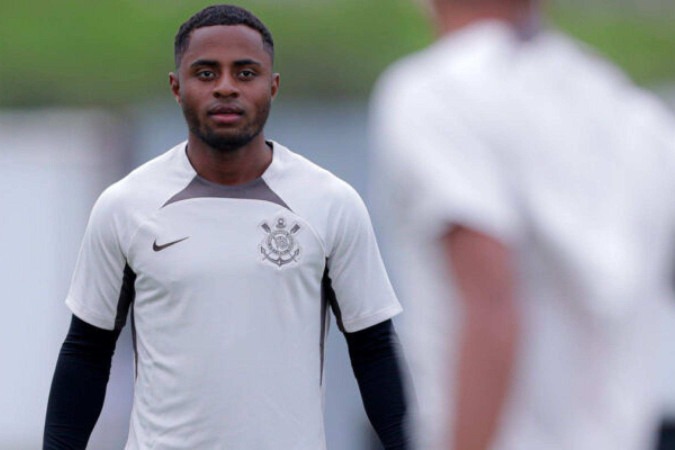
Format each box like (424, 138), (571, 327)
(260, 217), (301, 267)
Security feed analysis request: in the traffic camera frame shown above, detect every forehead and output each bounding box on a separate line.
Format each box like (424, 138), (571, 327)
(181, 24), (270, 67)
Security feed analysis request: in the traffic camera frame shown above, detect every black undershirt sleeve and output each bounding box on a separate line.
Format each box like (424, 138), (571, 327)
(344, 319), (411, 450)
(43, 315), (120, 450)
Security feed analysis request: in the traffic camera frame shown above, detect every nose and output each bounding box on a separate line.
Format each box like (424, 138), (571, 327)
(213, 74), (239, 98)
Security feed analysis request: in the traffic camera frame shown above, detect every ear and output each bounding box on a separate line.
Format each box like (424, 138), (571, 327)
(270, 73), (280, 101)
(169, 72), (181, 104)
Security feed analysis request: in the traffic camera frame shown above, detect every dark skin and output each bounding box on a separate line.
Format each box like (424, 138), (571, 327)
(442, 226), (519, 450)
(169, 25), (280, 185)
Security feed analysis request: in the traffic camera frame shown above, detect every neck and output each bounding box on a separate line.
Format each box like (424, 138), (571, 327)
(432, 1), (535, 36)
(186, 134), (273, 185)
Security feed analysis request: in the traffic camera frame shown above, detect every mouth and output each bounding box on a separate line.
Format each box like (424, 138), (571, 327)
(207, 104), (245, 124)
(208, 104), (244, 115)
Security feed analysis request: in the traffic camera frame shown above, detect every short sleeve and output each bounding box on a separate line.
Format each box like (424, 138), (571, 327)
(371, 80), (520, 244)
(325, 186), (402, 333)
(65, 187), (130, 331)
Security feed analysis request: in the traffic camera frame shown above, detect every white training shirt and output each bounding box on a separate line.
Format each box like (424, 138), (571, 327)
(370, 21), (675, 450)
(66, 140), (401, 450)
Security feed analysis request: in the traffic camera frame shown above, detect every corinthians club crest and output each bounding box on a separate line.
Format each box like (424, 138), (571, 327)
(260, 217), (301, 267)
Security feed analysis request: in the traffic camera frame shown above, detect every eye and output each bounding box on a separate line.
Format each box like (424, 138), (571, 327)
(196, 70), (216, 80)
(237, 69), (257, 80)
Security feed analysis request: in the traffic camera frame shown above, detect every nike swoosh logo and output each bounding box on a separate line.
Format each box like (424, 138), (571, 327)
(153, 237), (190, 252)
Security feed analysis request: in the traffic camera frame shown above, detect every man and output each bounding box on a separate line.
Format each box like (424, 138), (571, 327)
(371, 0), (675, 449)
(44, 5), (408, 449)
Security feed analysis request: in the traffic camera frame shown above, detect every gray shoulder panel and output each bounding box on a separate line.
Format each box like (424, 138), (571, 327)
(162, 176), (290, 210)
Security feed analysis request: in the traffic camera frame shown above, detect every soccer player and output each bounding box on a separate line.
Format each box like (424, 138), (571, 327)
(44, 5), (408, 449)
(370, 0), (675, 449)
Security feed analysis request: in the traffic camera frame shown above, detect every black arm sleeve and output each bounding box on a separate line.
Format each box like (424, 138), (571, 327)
(43, 315), (120, 450)
(345, 319), (410, 450)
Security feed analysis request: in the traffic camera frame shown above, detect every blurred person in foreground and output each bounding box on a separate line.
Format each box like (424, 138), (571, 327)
(44, 4), (409, 449)
(370, 0), (675, 449)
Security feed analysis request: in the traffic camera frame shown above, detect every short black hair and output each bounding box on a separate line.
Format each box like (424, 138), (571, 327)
(174, 4), (274, 68)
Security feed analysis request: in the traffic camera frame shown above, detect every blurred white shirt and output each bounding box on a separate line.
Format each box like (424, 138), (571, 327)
(370, 21), (675, 450)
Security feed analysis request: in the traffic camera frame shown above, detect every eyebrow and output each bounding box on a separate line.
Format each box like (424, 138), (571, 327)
(190, 59), (219, 69)
(233, 59), (262, 67)
(189, 58), (262, 69)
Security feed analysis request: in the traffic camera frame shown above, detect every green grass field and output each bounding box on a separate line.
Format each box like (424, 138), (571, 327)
(1, 1), (673, 107)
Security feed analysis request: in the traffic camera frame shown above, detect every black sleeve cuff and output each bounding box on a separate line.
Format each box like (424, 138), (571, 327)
(43, 315), (120, 450)
(345, 319), (410, 450)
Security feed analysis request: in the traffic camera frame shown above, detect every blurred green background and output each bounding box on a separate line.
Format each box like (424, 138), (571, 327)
(1, 0), (674, 107)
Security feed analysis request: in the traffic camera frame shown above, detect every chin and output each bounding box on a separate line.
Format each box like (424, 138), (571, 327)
(204, 133), (256, 153)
